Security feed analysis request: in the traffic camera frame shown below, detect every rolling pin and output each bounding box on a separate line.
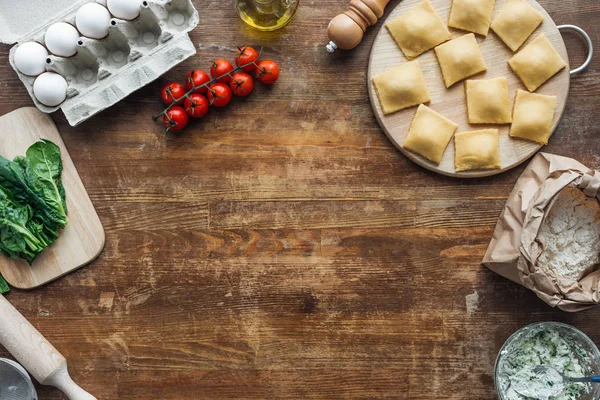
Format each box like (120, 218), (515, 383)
(0, 294), (96, 400)
(326, 0), (392, 53)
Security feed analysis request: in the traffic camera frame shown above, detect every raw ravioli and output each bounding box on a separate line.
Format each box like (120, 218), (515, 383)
(510, 89), (558, 144)
(386, 0), (451, 60)
(403, 105), (458, 164)
(465, 77), (512, 124)
(491, 0), (544, 51)
(448, 0), (496, 37)
(454, 129), (501, 171)
(434, 33), (487, 88)
(372, 61), (431, 115)
(508, 33), (566, 92)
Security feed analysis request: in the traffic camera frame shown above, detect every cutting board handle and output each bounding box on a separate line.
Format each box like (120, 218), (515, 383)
(557, 25), (594, 75)
(0, 294), (96, 400)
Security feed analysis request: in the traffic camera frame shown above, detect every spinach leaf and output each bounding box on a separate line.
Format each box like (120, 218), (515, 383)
(0, 274), (9, 294)
(0, 155), (66, 230)
(0, 140), (68, 264)
(24, 139), (67, 220)
(0, 188), (44, 263)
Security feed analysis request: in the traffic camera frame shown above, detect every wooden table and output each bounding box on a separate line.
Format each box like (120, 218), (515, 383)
(0, 1), (598, 398)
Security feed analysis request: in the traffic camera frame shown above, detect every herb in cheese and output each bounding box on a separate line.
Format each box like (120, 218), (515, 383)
(498, 328), (591, 400)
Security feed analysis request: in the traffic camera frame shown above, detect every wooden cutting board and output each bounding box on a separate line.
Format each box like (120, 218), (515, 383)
(367, 0), (570, 178)
(0, 108), (104, 289)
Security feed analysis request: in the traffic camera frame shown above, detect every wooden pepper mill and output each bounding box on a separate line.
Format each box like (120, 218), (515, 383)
(326, 0), (392, 53)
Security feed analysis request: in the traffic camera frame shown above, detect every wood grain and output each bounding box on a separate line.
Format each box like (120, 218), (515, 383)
(368, 0), (571, 177)
(0, 294), (96, 399)
(0, 108), (104, 289)
(0, 0), (598, 399)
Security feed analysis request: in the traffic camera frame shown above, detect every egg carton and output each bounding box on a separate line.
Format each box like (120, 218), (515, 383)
(0, 0), (198, 126)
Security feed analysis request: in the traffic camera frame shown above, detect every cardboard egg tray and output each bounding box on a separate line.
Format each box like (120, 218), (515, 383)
(0, 0), (199, 126)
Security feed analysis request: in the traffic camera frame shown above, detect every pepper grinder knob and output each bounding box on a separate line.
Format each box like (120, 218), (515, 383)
(326, 0), (392, 53)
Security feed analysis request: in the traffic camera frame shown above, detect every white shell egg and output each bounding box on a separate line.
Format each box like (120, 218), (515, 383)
(76, 3), (112, 39)
(33, 72), (68, 107)
(14, 42), (48, 76)
(107, 0), (142, 20)
(45, 23), (79, 57)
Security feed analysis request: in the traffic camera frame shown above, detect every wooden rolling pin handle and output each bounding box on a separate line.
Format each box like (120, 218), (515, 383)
(47, 364), (97, 400)
(327, 0), (392, 52)
(0, 294), (97, 400)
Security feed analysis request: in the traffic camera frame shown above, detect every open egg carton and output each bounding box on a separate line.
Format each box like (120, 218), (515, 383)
(0, 0), (199, 126)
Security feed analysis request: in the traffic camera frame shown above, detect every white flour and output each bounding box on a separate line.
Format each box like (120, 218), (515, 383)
(537, 187), (600, 281)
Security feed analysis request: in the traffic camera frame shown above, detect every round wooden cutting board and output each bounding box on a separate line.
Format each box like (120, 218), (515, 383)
(367, 0), (570, 178)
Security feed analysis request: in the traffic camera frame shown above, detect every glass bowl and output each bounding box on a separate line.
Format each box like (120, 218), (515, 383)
(495, 322), (600, 400)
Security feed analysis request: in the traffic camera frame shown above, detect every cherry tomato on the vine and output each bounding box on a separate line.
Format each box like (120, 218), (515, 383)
(161, 82), (186, 105)
(235, 46), (259, 72)
(163, 106), (189, 132)
(184, 94), (209, 118)
(185, 70), (210, 94)
(207, 83), (232, 108)
(256, 60), (280, 84)
(230, 72), (254, 97)
(210, 59), (234, 84)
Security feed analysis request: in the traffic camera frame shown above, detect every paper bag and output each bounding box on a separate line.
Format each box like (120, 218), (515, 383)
(483, 153), (600, 312)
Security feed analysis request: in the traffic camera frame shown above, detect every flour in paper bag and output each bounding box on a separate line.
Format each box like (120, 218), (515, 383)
(538, 187), (600, 281)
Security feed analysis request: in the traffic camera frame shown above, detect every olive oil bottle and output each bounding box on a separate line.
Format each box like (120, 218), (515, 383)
(234, 0), (299, 31)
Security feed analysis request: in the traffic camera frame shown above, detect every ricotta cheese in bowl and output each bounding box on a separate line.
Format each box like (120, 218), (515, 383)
(496, 322), (600, 400)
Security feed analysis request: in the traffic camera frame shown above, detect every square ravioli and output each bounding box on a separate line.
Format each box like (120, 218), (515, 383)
(510, 89), (558, 144)
(465, 77), (512, 124)
(386, 0), (451, 60)
(372, 61), (431, 115)
(491, 0), (544, 52)
(403, 105), (459, 164)
(454, 129), (501, 172)
(434, 33), (487, 88)
(448, 0), (496, 37)
(508, 33), (566, 92)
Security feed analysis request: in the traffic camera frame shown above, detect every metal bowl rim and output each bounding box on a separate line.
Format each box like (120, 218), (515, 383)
(494, 322), (600, 400)
(0, 358), (37, 399)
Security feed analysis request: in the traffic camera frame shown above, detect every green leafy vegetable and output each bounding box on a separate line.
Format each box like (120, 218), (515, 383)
(0, 274), (9, 294)
(0, 140), (67, 264)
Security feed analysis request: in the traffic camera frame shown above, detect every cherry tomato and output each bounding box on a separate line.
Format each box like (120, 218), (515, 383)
(185, 70), (210, 94)
(161, 82), (185, 105)
(235, 46), (259, 72)
(163, 106), (189, 132)
(229, 72), (254, 97)
(184, 94), (209, 118)
(207, 83), (232, 108)
(210, 59), (234, 84)
(256, 60), (280, 85)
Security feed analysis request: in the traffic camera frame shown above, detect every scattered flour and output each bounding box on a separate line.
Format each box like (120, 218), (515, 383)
(538, 188), (600, 281)
(466, 291), (480, 314)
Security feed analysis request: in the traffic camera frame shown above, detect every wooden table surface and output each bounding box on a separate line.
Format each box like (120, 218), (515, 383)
(0, 1), (599, 398)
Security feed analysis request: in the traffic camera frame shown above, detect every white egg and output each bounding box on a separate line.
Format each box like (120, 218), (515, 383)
(33, 72), (68, 107)
(76, 3), (112, 39)
(107, 0), (142, 20)
(14, 42), (48, 76)
(45, 23), (79, 57)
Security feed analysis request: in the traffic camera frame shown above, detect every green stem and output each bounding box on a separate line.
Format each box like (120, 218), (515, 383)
(0, 219), (43, 251)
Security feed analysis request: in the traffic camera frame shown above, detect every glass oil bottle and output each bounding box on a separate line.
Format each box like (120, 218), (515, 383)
(234, 0), (299, 31)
